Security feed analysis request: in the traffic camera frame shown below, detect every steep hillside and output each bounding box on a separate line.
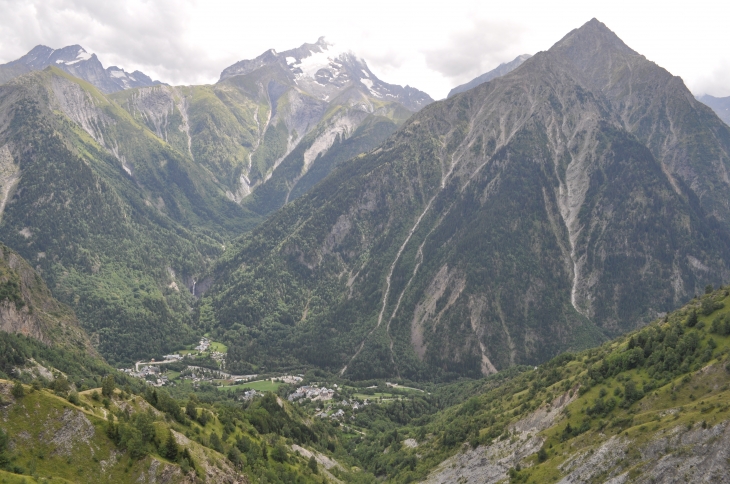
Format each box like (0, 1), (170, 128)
(447, 54), (532, 98)
(0, 380), (245, 483)
(0, 244), (92, 353)
(200, 19), (730, 380)
(0, 67), (257, 364)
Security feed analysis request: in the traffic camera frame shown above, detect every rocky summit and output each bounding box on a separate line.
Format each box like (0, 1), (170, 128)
(216, 37), (434, 215)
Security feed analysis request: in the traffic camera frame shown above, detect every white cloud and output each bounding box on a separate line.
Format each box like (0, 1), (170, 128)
(423, 19), (524, 84)
(691, 61), (730, 98)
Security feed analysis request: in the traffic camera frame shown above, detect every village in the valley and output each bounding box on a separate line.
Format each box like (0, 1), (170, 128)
(120, 335), (419, 420)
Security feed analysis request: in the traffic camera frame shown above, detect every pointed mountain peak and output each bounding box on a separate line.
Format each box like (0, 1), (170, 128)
(550, 18), (638, 59)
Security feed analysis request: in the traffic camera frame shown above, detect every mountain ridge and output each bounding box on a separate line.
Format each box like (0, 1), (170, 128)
(0, 44), (162, 93)
(447, 53), (532, 98)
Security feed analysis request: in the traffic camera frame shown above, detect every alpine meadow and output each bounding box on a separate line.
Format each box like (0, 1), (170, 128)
(0, 12), (730, 484)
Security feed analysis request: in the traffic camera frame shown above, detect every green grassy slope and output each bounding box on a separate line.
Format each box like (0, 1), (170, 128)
(0, 378), (344, 483)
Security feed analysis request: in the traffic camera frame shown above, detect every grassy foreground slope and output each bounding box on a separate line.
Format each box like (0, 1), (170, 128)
(0, 376), (348, 483)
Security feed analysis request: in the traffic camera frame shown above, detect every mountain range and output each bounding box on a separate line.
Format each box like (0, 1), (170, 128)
(199, 19), (730, 380)
(2, 17), (730, 484)
(0, 21), (729, 377)
(0, 39), (433, 364)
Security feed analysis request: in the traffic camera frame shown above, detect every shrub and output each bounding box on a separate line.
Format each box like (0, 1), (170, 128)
(686, 310), (698, 327)
(11, 381), (24, 398)
(271, 443), (288, 463)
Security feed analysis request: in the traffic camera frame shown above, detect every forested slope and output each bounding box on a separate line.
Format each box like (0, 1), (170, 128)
(0, 67), (256, 363)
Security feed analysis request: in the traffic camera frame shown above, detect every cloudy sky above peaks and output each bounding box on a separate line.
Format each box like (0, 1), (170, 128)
(0, 0), (728, 99)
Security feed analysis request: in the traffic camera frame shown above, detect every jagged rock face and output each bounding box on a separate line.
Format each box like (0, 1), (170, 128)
(0, 244), (93, 353)
(426, 420), (730, 484)
(448, 54), (532, 98)
(204, 19), (730, 380)
(0, 44), (161, 93)
(551, 20), (730, 230)
(425, 390), (576, 483)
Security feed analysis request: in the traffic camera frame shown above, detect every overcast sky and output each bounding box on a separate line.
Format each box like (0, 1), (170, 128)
(0, 0), (727, 100)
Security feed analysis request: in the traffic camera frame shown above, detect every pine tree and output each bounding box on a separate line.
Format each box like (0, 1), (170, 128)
(308, 455), (318, 474)
(0, 428), (9, 469)
(106, 413), (118, 442)
(163, 429), (179, 461)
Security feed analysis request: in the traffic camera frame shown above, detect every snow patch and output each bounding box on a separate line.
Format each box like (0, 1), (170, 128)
(361, 69), (369, 78)
(295, 43), (348, 80)
(286, 56), (296, 65)
(361, 79), (373, 89)
(109, 70), (127, 79)
(62, 50), (93, 65)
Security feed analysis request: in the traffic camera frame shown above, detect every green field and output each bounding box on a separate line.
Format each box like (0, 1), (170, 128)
(219, 380), (281, 392)
(209, 341), (228, 353)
